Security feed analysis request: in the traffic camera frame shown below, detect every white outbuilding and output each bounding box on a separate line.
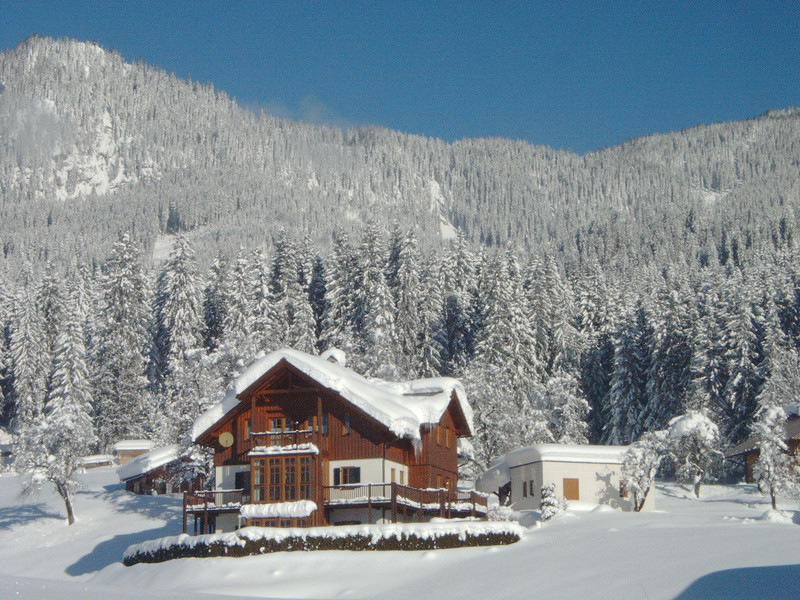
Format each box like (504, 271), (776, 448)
(476, 443), (654, 512)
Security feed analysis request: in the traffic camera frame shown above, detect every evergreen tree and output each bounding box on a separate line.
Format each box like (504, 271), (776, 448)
(9, 270), (48, 429)
(16, 281), (96, 525)
(152, 235), (204, 387)
(540, 483), (562, 521)
(605, 301), (653, 444)
(393, 231), (423, 375)
(352, 224), (398, 377)
(543, 372), (590, 444)
(92, 234), (152, 448)
(221, 248), (256, 363)
(203, 252), (228, 351)
(321, 230), (358, 353)
(644, 277), (696, 431)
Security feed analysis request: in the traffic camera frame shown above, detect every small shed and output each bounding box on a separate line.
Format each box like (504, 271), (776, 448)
(477, 443), (652, 512)
(79, 454), (115, 469)
(727, 405), (800, 482)
(117, 445), (205, 495)
(113, 439), (155, 465)
(0, 428), (13, 469)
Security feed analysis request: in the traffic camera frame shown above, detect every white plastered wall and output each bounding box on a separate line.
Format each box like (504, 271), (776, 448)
(510, 460), (649, 512)
(216, 464), (250, 490)
(328, 458), (407, 485)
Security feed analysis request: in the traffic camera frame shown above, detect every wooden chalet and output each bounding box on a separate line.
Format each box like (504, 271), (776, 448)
(727, 406), (800, 482)
(186, 348), (487, 533)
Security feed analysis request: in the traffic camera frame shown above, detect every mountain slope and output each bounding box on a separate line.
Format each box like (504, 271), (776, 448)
(0, 36), (799, 271)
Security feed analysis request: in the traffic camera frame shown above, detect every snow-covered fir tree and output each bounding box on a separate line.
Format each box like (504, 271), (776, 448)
(16, 281), (96, 525)
(540, 482), (562, 521)
(9, 269), (48, 429)
(92, 234), (152, 448)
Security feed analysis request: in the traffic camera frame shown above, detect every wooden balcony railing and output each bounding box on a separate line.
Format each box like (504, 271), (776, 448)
(323, 482), (489, 522)
(184, 482), (489, 533)
(250, 429), (317, 447)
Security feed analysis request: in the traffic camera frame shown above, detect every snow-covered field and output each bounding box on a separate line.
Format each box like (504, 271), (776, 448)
(1, 467), (799, 600)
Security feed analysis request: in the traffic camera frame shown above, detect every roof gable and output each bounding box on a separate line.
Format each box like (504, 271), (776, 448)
(192, 348), (474, 442)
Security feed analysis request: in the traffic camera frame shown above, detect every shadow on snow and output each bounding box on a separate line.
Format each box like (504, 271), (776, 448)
(674, 563), (800, 600)
(0, 502), (63, 529)
(66, 523), (179, 576)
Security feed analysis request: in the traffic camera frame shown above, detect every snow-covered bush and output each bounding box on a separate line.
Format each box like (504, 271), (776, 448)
(487, 504), (514, 522)
(622, 430), (669, 512)
(540, 483), (562, 521)
(124, 521), (524, 565)
(667, 411), (724, 498)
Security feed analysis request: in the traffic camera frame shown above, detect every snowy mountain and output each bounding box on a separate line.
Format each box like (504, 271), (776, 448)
(1, 36), (799, 271)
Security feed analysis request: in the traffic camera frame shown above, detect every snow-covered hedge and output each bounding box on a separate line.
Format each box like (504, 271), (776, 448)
(123, 521), (523, 565)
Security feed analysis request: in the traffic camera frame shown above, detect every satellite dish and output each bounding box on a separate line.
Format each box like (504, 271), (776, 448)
(219, 432), (234, 448)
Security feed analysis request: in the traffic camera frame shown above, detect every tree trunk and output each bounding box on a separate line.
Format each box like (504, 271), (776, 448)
(771, 489), (778, 511)
(693, 480), (702, 498)
(56, 482), (76, 525)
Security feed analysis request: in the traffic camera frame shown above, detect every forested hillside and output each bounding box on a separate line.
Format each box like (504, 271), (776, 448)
(1, 36), (799, 274)
(1, 37), (800, 480)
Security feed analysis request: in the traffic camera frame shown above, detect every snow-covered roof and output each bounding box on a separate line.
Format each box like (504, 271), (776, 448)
(240, 500), (317, 519)
(192, 348), (473, 441)
(502, 444), (628, 469)
(113, 439), (155, 452)
(116, 445), (180, 481)
(475, 460), (511, 493)
(0, 428), (12, 446)
(80, 454), (115, 467)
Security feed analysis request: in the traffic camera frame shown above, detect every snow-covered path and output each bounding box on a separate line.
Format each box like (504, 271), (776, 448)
(1, 468), (799, 599)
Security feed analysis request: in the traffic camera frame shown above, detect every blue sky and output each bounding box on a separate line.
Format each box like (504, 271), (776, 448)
(2, 1), (798, 153)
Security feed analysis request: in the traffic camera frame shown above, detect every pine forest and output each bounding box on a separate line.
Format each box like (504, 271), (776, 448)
(2, 37), (800, 483)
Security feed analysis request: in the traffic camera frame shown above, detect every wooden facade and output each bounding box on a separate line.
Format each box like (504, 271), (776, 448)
(189, 356), (481, 531)
(727, 414), (800, 482)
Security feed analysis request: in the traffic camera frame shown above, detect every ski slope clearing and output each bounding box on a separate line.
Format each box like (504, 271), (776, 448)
(1, 467), (799, 599)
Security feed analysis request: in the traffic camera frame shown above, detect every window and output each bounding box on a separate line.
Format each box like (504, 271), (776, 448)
(269, 458), (281, 501)
(322, 415), (329, 435)
(400, 470), (405, 485)
(436, 425), (443, 446)
(270, 418), (284, 433)
(529, 480), (535, 497)
(446, 428), (453, 449)
(391, 468), (396, 483)
(333, 466), (360, 485)
(522, 482), (528, 498)
(251, 460), (264, 502)
(300, 456), (312, 499)
(343, 414), (351, 436)
(236, 470), (251, 502)
(252, 454), (315, 503)
(245, 419), (252, 440)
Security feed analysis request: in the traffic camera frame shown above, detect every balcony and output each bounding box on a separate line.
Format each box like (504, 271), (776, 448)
(324, 482), (489, 522)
